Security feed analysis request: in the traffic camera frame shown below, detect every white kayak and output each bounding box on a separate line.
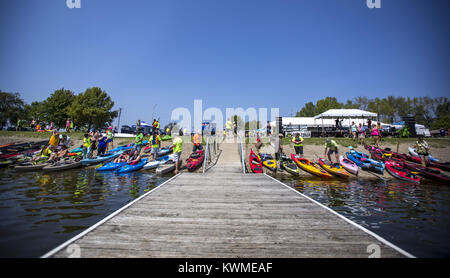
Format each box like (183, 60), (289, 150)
(408, 147), (439, 162)
(143, 154), (176, 170)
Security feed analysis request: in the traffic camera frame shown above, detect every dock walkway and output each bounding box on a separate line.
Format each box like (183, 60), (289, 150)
(44, 140), (413, 258)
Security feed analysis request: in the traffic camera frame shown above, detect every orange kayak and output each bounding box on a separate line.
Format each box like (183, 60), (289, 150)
(318, 158), (350, 179)
(291, 154), (332, 178)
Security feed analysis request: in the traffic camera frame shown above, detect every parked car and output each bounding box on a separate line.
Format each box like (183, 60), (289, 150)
(121, 125), (134, 134)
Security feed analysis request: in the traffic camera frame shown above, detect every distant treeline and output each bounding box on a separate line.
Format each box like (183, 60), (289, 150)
(0, 87), (118, 131)
(295, 96), (450, 129)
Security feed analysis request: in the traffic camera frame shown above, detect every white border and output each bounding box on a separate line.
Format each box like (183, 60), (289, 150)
(40, 173), (182, 258)
(264, 173), (416, 258)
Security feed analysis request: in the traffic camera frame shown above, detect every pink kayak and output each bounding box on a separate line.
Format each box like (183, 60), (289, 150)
(339, 155), (359, 176)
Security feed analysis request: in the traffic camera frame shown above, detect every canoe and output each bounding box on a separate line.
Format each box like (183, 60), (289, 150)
(143, 154), (176, 170)
(14, 161), (51, 171)
(291, 154), (332, 178)
(115, 158), (149, 174)
(280, 160), (299, 176)
(318, 158), (350, 179)
(42, 160), (82, 172)
(81, 151), (122, 166)
(403, 161), (450, 184)
(186, 150), (205, 172)
(96, 161), (128, 171)
(156, 161), (179, 175)
(259, 152), (277, 172)
(385, 160), (420, 184)
(339, 155), (359, 176)
(249, 149), (263, 173)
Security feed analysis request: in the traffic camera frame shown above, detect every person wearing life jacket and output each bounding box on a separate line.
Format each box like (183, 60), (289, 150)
(82, 133), (92, 159)
(414, 135), (429, 167)
(33, 145), (52, 162)
(127, 149), (141, 165)
(149, 130), (161, 160)
(292, 133), (304, 157)
(192, 131), (203, 152)
(106, 126), (114, 151)
(173, 130), (184, 174)
(134, 128), (144, 154)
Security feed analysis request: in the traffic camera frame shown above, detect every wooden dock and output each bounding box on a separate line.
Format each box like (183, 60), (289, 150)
(43, 141), (414, 258)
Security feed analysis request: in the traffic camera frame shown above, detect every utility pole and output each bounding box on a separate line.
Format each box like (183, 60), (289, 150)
(117, 108), (122, 133)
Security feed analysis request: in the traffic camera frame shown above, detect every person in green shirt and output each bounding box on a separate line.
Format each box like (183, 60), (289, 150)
(134, 129), (144, 153)
(149, 130), (161, 160)
(324, 139), (339, 163)
(82, 133), (92, 159)
(173, 130), (184, 174)
(292, 133), (304, 157)
(106, 126), (114, 151)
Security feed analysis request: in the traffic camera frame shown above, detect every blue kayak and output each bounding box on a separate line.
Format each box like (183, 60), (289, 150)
(157, 147), (172, 156)
(108, 144), (133, 153)
(115, 158), (149, 174)
(346, 150), (384, 174)
(97, 161), (128, 171)
(81, 151), (123, 166)
(70, 147), (82, 153)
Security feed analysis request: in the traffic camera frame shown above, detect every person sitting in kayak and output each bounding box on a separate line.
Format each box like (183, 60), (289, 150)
(414, 135), (429, 167)
(292, 133), (304, 157)
(324, 139), (339, 163)
(127, 149), (141, 165)
(33, 145), (52, 162)
(192, 131), (203, 152)
(113, 150), (130, 163)
(58, 134), (71, 151)
(48, 130), (60, 148)
(173, 130), (184, 174)
(149, 130), (161, 160)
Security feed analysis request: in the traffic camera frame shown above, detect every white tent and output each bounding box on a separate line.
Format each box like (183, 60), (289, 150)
(314, 109), (377, 119)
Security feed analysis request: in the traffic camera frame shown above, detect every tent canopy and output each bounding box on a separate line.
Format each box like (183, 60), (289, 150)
(314, 109), (377, 119)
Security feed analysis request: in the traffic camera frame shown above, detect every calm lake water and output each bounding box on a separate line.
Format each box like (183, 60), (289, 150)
(0, 167), (172, 258)
(0, 166), (449, 258)
(275, 174), (450, 258)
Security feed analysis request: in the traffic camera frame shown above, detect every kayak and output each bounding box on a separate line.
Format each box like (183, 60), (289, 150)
(427, 161), (450, 172)
(108, 144), (133, 153)
(158, 147), (172, 156)
(385, 160), (420, 184)
(403, 161), (450, 184)
(339, 155), (359, 176)
(318, 158), (350, 179)
(249, 149), (263, 173)
(70, 147), (82, 153)
(186, 150), (205, 172)
(258, 152), (277, 172)
(115, 158), (149, 174)
(0, 160), (13, 168)
(156, 161), (179, 175)
(14, 161), (51, 172)
(280, 160), (300, 176)
(81, 151), (122, 166)
(143, 154), (176, 170)
(96, 161), (128, 171)
(143, 145), (152, 153)
(370, 150), (392, 162)
(291, 154), (332, 178)
(409, 147), (439, 162)
(161, 135), (172, 141)
(346, 151), (385, 175)
(42, 160), (82, 172)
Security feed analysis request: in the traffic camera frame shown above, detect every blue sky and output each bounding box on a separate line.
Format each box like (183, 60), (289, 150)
(0, 0), (449, 127)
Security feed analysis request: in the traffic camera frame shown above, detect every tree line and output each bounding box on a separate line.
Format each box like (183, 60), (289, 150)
(295, 96), (450, 129)
(0, 87), (118, 131)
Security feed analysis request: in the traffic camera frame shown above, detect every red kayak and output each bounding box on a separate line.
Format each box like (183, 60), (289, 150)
(404, 161), (450, 184)
(385, 160), (420, 185)
(186, 150), (205, 172)
(427, 161), (450, 172)
(249, 149), (263, 173)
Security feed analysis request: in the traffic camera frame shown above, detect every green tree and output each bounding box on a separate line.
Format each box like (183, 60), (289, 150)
(296, 102), (316, 117)
(315, 97), (343, 114)
(0, 91), (25, 127)
(68, 87), (118, 130)
(42, 88), (76, 127)
(24, 101), (46, 122)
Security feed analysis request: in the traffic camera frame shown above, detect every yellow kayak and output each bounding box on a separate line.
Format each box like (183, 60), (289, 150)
(318, 158), (350, 179)
(291, 154), (332, 178)
(258, 152), (277, 172)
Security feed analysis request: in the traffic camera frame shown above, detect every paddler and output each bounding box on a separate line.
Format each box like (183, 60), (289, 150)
(48, 130), (60, 148)
(149, 130), (161, 160)
(134, 128), (144, 153)
(173, 130), (184, 174)
(324, 139), (339, 163)
(192, 131), (203, 152)
(414, 135), (429, 167)
(82, 133), (92, 159)
(292, 132), (304, 157)
(127, 149), (142, 165)
(33, 145), (53, 162)
(106, 126), (114, 151)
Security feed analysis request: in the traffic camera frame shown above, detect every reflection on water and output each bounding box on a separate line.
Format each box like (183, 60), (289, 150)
(276, 174), (450, 258)
(0, 167), (171, 258)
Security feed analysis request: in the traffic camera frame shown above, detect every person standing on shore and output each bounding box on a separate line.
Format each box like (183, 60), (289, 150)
(357, 123), (365, 146)
(31, 119), (36, 131)
(149, 130), (161, 160)
(371, 124), (380, 147)
(82, 133), (92, 159)
(324, 139), (339, 163)
(134, 128), (144, 154)
(66, 118), (71, 133)
(173, 130), (183, 174)
(350, 122), (357, 141)
(266, 121), (271, 136)
(106, 126), (114, 151)
(48, 130), (59, 148)
(414, 135), (429, 167)
(292, 132), (304, 157)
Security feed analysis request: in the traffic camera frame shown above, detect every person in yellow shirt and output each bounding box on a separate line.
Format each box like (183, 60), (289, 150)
(149, 130), (161, 160)
(82, 133), (92, 159)
(173, 130), (184, 174)
(48, 130), (59, 147)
